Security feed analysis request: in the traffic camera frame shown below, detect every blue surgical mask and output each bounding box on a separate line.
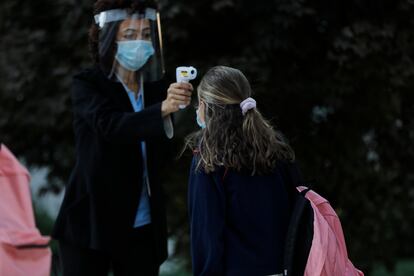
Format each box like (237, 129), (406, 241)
(115, 40), (155, 71)
(196, 109), (206, 129)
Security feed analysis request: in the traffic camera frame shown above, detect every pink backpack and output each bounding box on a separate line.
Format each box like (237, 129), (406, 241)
(0, 144), (51, 276)
(296, 186), (364, 276)
(282, 162), (364, 276)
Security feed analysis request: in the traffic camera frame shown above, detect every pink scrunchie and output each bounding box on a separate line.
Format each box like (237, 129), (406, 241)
(240, 97), (257, 115)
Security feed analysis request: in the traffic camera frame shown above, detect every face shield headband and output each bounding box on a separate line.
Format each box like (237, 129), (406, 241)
(94, 8), (165, 82)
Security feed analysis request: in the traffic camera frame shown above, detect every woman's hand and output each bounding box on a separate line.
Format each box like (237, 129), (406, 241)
(161, 82), (193, 117)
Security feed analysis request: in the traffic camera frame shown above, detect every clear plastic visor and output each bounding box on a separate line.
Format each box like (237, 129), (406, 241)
(95, 8), (165, 84)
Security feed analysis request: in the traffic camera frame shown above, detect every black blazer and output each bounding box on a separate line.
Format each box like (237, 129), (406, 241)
(52, 66), (171, 264)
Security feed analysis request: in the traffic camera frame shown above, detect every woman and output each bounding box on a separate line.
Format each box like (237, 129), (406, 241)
(186, 66), (296, 276)
(52, 0), (193, 275)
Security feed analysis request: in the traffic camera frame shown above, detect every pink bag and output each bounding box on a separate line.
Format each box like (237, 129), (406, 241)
(297, 186), (364, 276)
(0, 144), (51, 276)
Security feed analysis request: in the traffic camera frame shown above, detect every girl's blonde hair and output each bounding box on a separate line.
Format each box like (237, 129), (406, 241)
(185, 66), (295, 175)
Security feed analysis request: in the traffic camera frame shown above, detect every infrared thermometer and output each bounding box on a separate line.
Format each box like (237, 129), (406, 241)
(176, 66), (197, 109)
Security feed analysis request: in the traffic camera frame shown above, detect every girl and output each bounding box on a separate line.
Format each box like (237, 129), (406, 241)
(186, 66), (296, 276)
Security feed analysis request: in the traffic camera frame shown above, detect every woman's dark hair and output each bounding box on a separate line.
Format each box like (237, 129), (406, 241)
(88, 0), (157, 64)
(184, 66), (295, 175)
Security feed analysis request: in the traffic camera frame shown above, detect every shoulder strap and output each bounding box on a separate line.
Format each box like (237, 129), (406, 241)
(222, 167), (229, 183)
(278, 161), (301, 197)
(281, 160), (315, 190)
(281, 161), (315, 276)
(286, 161), (304, 187)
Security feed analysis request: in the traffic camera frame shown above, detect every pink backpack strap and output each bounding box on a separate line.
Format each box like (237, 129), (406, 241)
(222, 167), (229, 183)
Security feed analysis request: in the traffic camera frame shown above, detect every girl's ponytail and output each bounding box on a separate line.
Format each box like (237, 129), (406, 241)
(242, 108), (295, 175)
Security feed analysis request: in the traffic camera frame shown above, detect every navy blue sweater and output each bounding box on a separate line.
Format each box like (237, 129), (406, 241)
(188, 157), (291, 276)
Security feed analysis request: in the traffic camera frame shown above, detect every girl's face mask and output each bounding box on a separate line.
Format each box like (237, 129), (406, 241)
(196, 108), (206, 129)
(196, 101), (206, 129)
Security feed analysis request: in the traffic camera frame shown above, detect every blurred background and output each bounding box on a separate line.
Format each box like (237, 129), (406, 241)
(1, 0), (414, 275)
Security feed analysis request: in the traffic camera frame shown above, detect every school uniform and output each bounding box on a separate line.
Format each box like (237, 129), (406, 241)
(188, 157), (291, 276)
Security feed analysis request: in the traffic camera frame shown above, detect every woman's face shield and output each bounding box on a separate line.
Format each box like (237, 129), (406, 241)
(95, 8), (165, 82)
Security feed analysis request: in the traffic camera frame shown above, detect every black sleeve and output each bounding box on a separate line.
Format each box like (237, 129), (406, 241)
(71, 77), (166, 144)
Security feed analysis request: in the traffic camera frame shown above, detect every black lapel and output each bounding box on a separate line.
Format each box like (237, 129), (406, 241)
(95, 69), (134, 112)
(107, 80), (134, 112)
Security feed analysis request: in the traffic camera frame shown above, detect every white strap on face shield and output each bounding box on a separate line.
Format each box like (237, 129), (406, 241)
(94, 8), (157, 29)
(145, 8), (156, 21)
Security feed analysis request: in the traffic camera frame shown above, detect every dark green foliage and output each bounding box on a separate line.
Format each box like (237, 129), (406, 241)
(1, 0), (413, 273)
